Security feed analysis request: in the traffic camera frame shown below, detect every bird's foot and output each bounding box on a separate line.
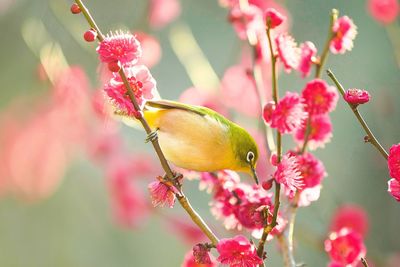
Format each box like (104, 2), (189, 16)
(145, 129), (158, 143)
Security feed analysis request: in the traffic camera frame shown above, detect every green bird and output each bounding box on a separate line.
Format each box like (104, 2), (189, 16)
(139, 100), (260, 183)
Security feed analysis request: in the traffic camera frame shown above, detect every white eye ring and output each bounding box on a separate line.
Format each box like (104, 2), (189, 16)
(246, 151), (255, 163)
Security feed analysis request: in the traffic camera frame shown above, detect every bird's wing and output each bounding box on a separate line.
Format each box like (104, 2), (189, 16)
(145, 100), (207, 117)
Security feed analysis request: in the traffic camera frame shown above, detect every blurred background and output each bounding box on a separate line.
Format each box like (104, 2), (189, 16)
(0, 0), (399, 266)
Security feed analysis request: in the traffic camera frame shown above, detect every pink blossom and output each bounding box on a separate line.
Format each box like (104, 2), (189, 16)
(265, 8), (285, 28)
(275, 33), (301, 72)
(368, 0), (399, 24)
(344, 88), (371, 105)
(216, 235), (263, 267)
(388, 143), (400, 180)
(330, 16), (357, 54)
(149, 0), (181, 29)
(104, 65), (157, 114)
(298, 41), (317, 78)
(294, 114), (333, 150)
(148, 179), (176, 208)
(97, 31), (142, 64)
(228, 4), (264, 40)
(274, 153), (304, 195)
(263, 92), (307, 134)
(296, 152), (326, 188)
(330, 204), (369, 237)
(301, 79), (338, 115)
(388, 178), (400, 202)
(324, 228), (366, 266)
(220, 65), (260, 117)
(135, 32), (162, 68)
(182, 250), (217, 267)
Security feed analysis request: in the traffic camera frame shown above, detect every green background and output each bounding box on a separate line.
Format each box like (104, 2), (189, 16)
(0, 0), (399, 266)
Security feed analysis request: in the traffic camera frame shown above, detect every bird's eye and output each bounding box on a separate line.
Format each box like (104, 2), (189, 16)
(246, 151), (255, 163)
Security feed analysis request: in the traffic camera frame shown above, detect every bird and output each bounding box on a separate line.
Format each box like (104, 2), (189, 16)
(123, 100), (260, 184)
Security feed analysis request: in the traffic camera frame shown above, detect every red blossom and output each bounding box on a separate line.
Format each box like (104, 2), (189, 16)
(148, 179), (176, 208)
(388, 178), (400, 202)
(301, 79), (338, 115)
(296, 152), (327, 188)
(274, 153), (304, 196)
(330, 16), (357, 54)
(104, 65), (157, 114)
(388, 143), (400, 180)
(275, 33), (300, 72)
(216, 235), (263, 267)
(294, 114), (333, 150)
(265, 8), (285, 28)
(97, 30), (142, 64)
(298, 41), (317, 78)
(367, 0), (399, 24)
(263, 92), (307, 134)
(324, 228), (366, 266)
(330, 204), (369, 237)
(344, 88), (371, 105)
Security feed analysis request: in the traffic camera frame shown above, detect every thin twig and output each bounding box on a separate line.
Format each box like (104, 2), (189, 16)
(326, 69), (388, 160)
(361, 257), (369, 267)
(74, 0), (220, 246)
(257, 27), (282, 259)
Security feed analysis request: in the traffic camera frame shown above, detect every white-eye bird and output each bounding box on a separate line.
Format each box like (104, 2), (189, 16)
(139, 100), (260, 184)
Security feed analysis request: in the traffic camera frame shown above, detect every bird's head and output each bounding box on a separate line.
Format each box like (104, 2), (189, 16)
(230, 125), (260, 184)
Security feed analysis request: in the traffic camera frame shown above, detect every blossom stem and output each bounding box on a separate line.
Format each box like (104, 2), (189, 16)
(74, 0), (220, 246)
(257, 27), (282, 259)
(315, 9), (338, 78)
(361, 258), (369, 267)
(327, 69), (388, 160)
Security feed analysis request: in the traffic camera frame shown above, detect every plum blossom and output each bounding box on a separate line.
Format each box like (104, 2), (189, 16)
(330, 16), (357, 54)
(263, 92), (307, 134)
(344, 88), (371, 105)
(388, 143), (400, 180)
(104, 65), (157, 114)
(275, 33), (301, 72)
(148, 178), (176, 208)
(325, 228), (366, 266)
(181, 250), (217, 267)
(97, 31), (142, 64)
(216, 235), (263, 267)
(294, 114), (333, 150)
(388, 178), (400, 202)
(298, 41), (317, 78)
(301, 79), (338, 115)
(296, 152), (327, 188)
(265, 8), (285, 29)
(274, 153), (304, 196)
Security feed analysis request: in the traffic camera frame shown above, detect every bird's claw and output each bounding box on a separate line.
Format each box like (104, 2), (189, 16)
(145, 130), (158, 143)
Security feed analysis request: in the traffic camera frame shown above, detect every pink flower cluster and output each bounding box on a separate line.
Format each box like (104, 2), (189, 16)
(388, 143), (400, 201)
(325, 205), (368, 266)
(97, 31), (158, 116)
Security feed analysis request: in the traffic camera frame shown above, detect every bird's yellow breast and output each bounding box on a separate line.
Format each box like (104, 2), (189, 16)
(144, 109), (236, 172)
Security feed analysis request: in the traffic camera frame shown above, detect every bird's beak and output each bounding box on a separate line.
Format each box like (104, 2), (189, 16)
(250, 163), (259, 185)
